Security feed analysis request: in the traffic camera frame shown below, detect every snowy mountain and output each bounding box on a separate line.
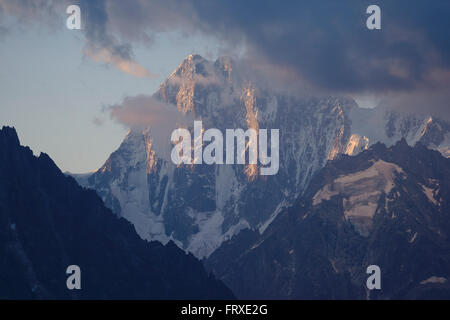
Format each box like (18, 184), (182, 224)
(76, 54), (450, 258)
(206, 140), (450, 299)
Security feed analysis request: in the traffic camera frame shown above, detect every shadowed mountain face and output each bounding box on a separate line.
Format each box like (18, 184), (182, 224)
(76, 55), (450, 259)
(205, 141), (450, 299)
(0, 126), (234, 299)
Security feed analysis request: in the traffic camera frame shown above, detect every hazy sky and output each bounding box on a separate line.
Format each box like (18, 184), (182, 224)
(0, 8), (220, 173)
(1, 0), (449, 173)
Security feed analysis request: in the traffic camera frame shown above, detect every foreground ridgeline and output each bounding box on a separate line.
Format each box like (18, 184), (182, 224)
(0, 126), (234, 299)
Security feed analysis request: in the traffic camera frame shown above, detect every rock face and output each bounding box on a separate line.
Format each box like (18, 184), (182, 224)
(205, 141), (450, 299)
(78, 54), (450, 258)
(0, 126), (233, 299)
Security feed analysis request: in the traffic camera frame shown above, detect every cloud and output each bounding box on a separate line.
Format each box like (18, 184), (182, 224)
(0, 0), (154, 77)
(76, 0), (156, 78)
(85, 45), (154, 78)
(191, 1), (449, 90)
(2, 0), (450, 117)
(378, 90), (450, 122)
(108, 95), (194, 158)
(0, 0), (61, 22)
(109, 95), (192, 128)
(168, 73), (221, 87)
(0, 0), (66, 35)
(78, 0), (450, 117)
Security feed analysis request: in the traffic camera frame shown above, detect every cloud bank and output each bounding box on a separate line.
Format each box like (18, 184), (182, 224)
(1, 0), (449, 118)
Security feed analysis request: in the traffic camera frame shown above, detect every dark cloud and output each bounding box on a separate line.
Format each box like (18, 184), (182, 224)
(189, 0), (450, 92)
(79, 0), (450, 116)
(2, 0), (449, 117)
(186, 0), (450, 118)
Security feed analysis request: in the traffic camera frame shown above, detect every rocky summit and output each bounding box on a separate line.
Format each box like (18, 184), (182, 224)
(76, 55), (450, 259)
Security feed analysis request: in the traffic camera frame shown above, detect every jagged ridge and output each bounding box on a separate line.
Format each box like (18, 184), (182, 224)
(0, 126), (234, 299)
(205, 140), (450, 299)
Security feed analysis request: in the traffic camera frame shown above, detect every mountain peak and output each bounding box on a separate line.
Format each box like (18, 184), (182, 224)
(169, 54), (235, 81)
(0, 126), (20, 146)
(187, 53), (206, 61)
(170, 54), (210, 77)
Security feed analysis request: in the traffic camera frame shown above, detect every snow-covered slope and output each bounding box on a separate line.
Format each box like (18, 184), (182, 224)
(349, 107), (450, 155)
(76, 54), (450, 258)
